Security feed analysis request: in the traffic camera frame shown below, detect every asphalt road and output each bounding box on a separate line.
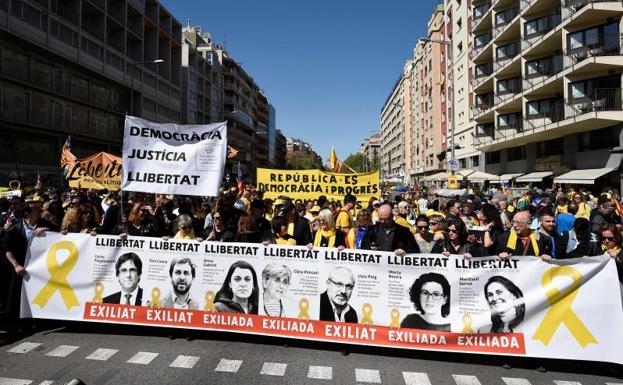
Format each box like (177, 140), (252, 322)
(0, 321), (622, 385)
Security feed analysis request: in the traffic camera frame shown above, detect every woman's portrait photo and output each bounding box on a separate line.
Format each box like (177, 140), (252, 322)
(214, 260), (259, 314)
(478, 275), (525, 333)
(401, 272), (451, 331)
(261, 264), (293, 317)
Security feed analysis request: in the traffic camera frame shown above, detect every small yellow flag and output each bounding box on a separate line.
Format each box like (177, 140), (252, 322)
(329, 146), (341, 173)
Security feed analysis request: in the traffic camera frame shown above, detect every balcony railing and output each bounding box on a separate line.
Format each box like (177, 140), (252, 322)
(473, 30), (493, 58)
(473, 1), (492, 23)
(475, 123), (495, 138)
(563, 35), (623, 67)
(494, 6), (520, 36)
(522, 55), (565, 91)
(494, 41), (520, 71)
(495, 78), (522, 104)
(498, 114), (523, 132)
(521, 10), (562, 51)
(473, 94), (495, 117)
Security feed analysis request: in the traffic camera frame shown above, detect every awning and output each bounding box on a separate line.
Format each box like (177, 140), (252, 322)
(491, 173), (524, 183)
(554, 168), (616, 184)
(422, 172), (449, 182)
(461, 170), (499, 181)
(516, 171), (553, 183)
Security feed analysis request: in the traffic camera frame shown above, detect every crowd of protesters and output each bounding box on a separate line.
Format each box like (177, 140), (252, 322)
(1, 183), (623, 330)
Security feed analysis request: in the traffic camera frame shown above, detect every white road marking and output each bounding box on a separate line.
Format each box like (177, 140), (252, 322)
(7, 342), (41, 354)
(403, 371), (432, 385)
(127, 351), (159, 365)
(0, 378), (32, 385)
(452, 375), (482, 385)
(214, 359), (243, 373)
(37, 382), (54, 385)
(606, 383), (623, 385)
(260, 362), (287, 376)
(307, 365), (333, 380)
(502, 378), (532, 385)
(85, 348), (118, 361)
(355, 368), (382, 383)
(45, 345), (79, 357)
(169, 355), (199, 369)
(553, 382), (583, 385)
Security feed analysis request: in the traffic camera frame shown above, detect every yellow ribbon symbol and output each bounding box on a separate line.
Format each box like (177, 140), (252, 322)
(32, 241), (80, 310)
(361, 303), (374, 325)
(462, 313), (474, 333)
(92, 282), (104, 304)
(149, 287), (161, 309)
(389, 308), (401, 328)
(204, 290), (216, 311)
(297, 298), (310, 319)
(532, 265), (597, 348)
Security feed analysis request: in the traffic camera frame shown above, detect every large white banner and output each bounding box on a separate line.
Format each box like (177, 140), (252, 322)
(21, 233), (623, 365)
(122, 116), (227, 196)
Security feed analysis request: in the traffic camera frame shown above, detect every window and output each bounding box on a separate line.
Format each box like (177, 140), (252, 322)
(91, 83), (111, 108)
(2, 85), (28, 121)
(71, 75), (89, 100)
(30, 92), (51, 126)
(496, 42), (518, 61)
(12, 0), (47, 31)
(486, 150), (501, 164)
(71, 105), (88, 133)
(568, 22), (619, 51)
(578, 126), (619, 151)
(526, 98), (563, 121)
(497, 77), (521, 94)
(537, 138), (563, 156)
(525, 55), (562, 78)
(508, 146), (526, 161)
(189, 89), (197, 102)
(50, 19), (79, 48)
(568, 75), (621, 104)
(3, 48), (29, 81)
(471, 155), (480, 167)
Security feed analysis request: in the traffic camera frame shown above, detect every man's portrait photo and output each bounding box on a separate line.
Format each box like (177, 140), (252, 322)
(103, 252), (143, 306)
(161, 257), (199, 310)
(319, 266), (358, 323)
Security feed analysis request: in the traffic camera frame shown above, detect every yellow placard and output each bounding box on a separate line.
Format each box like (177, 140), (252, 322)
(448, 175), (460, 189)
(67, 152), (122, 190)
(257, 168), (380, 207)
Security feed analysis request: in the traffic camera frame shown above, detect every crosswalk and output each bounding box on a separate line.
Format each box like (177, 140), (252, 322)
(3, 341), (621, 384)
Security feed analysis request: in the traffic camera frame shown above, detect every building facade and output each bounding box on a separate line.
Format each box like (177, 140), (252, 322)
(380, 76), (405, 181)
(285, 137), (323, 167)
(0, 0), (182, 184)
(471, 0), (623, 187)
(360, 133), (381, 166)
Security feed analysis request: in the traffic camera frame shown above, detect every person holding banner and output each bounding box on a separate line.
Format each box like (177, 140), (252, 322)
(360, 203), (420, 255)
(281, 201), (313, 246)
(214, 261), (259, 314)
(311, 209), (346, 248)
(335, 194), (356, 235)
(401, 272), (450, 331)
(345, 209), (372, 249)
(112, 203), (161, 238)
(598, 224), (623, 286)
(261, 264), (293, 317)
(479, 276), (525, 333)
(496, 211), (552, 260)
(272, 217), (297, 245)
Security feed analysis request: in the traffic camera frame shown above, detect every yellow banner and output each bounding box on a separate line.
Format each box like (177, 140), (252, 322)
(67, 152), (122, 190)
(257, 168), (380, 207)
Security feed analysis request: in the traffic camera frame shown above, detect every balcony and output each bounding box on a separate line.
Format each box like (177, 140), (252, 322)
(521, 9), (562, 52)
(563, 35), (623, 67)
(473, 30), (493, 58)
(473, 1), (492, 22)
(494, 41), (520, 71)
(495, 77), (522, 105)
(474, 92), (495, 118)
(472, 62), (494, 89)
(475, 123), (495, 139)
(523, 54), (565, 92)
(493, 6), (520, 37)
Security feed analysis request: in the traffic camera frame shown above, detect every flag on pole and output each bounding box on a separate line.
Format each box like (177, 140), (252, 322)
(329, 146), (341, 173)
(236, 161), (244, 197)
(227, 145), (239, 159)
(502, 181), (510, 196)
(36, 172), (43, 189)
(612, 196), (623, 217)
(60, 136), (77, 178)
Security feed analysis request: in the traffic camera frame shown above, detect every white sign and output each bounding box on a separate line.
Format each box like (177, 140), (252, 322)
(0, 189), (22, 199)
(21, 233), (623, 365)
(448, 159), (459, 171)
(122, 116), (227, 196)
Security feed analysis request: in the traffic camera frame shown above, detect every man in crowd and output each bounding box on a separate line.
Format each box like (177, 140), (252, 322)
(104, 252), (144, 306)
(497, 211), (552, 260)
(590, 196), (616, 234)
(161, 257), (199, 310)
(336, 194), (357, 235)
(319, 266), (358, 323)
(394, 201), (416, 234)
(556, 202), (577, 234)
(536, 210), (566, 259)
(281, 200), (312, 246)
(361, 203), (420, 255)
(446, 200), (461, 223)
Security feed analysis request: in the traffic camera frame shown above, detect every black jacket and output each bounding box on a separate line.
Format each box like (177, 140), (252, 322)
(360, 222), (420, 253)
(319, 291), (358, 323)
(495, 230), (552, 257)
(291, 216), (312, 246)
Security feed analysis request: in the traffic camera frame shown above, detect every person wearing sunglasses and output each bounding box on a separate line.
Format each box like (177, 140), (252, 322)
(432, 218), (486, 258)
(401, 272), (450, 331)
(572, 193), (591, 220)
(590, 196), (618, 234)
(599, 224), (623, 287)
(414, 215), (437, 253)
(113, 203), (161, 238)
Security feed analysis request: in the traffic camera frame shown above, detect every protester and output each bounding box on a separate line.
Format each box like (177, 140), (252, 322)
(536, 210), (566, 259)
(272, 216), (297, 245)
(113, 203), (161, 237)
(497, 211), (552, 260)
(573, 193), (592, 219)
(345, 209), (372, 249)
(565, 217), (601, 258)
(414, 215), (442, 253)
(477, 203), (505, 253)
(335, 194), (356, 234)
(206, 211), (235, 242)
(360, 203), (420, 254)
(234, 213), (261, 243)
(556, 202), (577, 234)
(282, 200), (312, 246)
(432, 218), (486, 258)
(590, 197), (617, 234)
(311, 209), (346, 248)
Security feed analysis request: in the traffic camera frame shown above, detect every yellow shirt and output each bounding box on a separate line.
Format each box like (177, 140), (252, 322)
(276, 237), (297, 245)
(576, 202), (591, 219)
(426, 209), (446, 218)
(394, 216), (416, 234)
(335, 210), (352, 229)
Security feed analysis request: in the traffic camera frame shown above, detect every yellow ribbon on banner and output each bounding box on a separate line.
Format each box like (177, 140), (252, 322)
(361, 303), (374, 325)
(532, 265), (597, 348)
(32, 241), (80, 310)
(389, 308), (401, 328)
(92, 282), (104, 304)
(461, 313), (474, 333)
(149, 287), (161, 309)
(297, 298), (310, 320)
(204, 290), (215, 312)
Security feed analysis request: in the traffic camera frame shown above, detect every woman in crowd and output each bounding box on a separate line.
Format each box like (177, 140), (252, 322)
(272, 217), (297, 245)
(401, 272), (451, 331)
(206, 211), (235, 242)
(113, 203), (161, 237)
(173, 214), (199, 240)
(310, 209), (346, 248)
(345, 209), (372, 249)
(261, 264), (293, 317)
(61, 203), (99, 234)
(479, 276), (525, 333)
(477, 203), (505, 254)
(414, 215), (443, 253)
(599, 224), (623, 286)
(573, 193), (592, 219)
(214, 260), (259, 314)
(432, 218), (485, 258)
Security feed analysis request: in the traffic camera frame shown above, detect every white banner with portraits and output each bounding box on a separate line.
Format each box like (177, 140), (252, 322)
(122, 116), (227, 196)
(21, 233), (623, 365)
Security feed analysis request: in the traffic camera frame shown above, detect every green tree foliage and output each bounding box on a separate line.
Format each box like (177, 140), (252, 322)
(340, 153), (381, 173)
(286, 153), (321, 170)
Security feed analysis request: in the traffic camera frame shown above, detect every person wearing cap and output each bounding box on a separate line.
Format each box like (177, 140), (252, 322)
(336, 194), (357, 235)
(281, 200), (313, 246)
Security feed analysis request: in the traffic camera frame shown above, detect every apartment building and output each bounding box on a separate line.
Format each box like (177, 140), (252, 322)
(0, 0), (182, 182)
(471, 0), (623, 187)
(360, 133), (381, 164)
(285, 137), (323, 166)
(380, 75), (405, 180)
(446, 0), (482, 171)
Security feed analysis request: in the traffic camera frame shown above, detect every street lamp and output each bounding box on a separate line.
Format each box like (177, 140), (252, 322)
(419, 37), (457, 175)
(129, 59), (165, 116)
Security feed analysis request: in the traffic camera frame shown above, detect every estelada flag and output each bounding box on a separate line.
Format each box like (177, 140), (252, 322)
(227, 145), (239, 159)
(60, 136), (77, 177)
(67, 152), (122, 190)
(329, 146), (341, 173)
(612, 196), (623, 217)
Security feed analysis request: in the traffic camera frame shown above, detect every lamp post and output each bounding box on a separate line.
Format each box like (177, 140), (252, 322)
(419, 37), (456, 175)
(129, 59), (164, 116)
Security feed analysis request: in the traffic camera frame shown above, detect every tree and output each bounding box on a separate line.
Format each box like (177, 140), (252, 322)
(340, 153), (381, 173)
(285, 153), (320, 170)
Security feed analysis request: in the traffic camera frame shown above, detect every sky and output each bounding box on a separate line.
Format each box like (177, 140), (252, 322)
(164, 0), (441, 162)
